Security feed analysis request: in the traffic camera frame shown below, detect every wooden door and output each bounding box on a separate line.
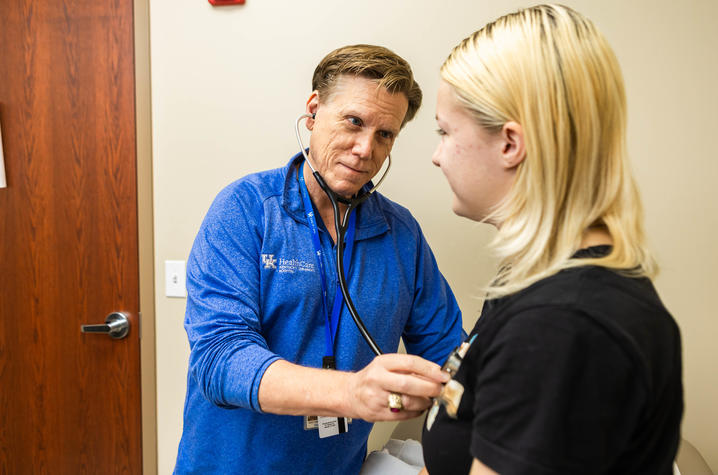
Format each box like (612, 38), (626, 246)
(0, 1), (142, 473)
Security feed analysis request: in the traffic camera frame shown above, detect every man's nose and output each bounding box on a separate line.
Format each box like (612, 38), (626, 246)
(352, 132), (374, 159)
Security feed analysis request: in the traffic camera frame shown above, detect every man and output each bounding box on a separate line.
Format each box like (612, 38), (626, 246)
(175, 44), (463, 474)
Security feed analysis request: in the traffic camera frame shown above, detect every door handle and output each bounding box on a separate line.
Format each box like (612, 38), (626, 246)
(81, 312), (130, 339)
(0, 115), (7, 188)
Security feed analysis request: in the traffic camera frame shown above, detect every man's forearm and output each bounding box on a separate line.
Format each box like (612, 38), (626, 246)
(257, 359), (353, 417)
(257, 354), (448, 422)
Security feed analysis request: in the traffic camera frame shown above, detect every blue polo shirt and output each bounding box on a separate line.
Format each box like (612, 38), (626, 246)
(175, 154), (463, 474)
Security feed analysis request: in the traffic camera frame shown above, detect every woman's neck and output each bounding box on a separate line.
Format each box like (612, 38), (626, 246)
(580, 225), (613, 249)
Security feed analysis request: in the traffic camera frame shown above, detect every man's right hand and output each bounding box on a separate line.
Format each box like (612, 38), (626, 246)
(343, 353), (449, 422)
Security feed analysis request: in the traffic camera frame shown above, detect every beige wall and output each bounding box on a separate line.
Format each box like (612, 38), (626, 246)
(150, 0), (718, 472)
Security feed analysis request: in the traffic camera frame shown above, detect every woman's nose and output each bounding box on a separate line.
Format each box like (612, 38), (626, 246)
(431, 146), (441, 167)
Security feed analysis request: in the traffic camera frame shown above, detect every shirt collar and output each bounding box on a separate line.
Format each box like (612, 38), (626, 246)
(281, 152), (390, 241)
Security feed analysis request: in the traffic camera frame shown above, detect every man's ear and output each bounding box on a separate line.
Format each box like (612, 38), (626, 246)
(500, 121), (526, 169)
(305, 91), (320, 130)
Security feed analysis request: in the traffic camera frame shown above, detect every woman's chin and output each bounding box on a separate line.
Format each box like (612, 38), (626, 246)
(453, 208), (473, 221)
(452, 202), (477, 222)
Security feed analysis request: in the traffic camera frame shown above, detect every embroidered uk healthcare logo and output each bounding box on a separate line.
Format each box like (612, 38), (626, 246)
(261, 254), (277, 270)
(262, 253), (315, 273)
(278, 258), (315, 274)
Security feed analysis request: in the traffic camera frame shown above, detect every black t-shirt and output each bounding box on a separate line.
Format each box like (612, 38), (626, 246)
(422, 247), (683, 474)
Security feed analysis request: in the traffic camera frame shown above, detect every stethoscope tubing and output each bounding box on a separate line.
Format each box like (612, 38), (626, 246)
(295, 113), (388, 356)
(330, 189), (383, 356)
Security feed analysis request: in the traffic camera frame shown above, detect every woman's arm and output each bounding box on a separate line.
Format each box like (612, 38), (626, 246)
(418, 458), (498, 475)
(469, 458), (499, 475)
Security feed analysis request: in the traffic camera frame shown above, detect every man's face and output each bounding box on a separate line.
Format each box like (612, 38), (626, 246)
(306, 75), (409, 198)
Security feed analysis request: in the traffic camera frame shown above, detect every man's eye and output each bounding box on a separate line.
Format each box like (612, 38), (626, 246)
(436, 128), (446, 136)
(379, 131), (393, 140)
(348, 117), (362, 126)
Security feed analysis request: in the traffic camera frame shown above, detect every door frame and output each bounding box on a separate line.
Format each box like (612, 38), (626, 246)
(134, 0), (158, 473)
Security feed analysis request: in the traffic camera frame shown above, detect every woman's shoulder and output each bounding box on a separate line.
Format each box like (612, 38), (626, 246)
(492, 263), (665, 321)
(476, 264), (680, 389)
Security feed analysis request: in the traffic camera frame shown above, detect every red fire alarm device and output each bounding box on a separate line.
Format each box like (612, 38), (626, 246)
(209, 0), (245, 5)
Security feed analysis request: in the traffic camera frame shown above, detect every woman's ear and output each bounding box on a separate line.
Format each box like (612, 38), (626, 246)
(500, 121), (526, 169)
(305, 91), (320, 130)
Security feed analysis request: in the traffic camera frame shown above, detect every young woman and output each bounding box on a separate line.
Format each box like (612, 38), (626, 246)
(421, 5), (682, 474)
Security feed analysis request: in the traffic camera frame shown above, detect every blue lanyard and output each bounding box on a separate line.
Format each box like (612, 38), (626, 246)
(298, 167), (357, 359)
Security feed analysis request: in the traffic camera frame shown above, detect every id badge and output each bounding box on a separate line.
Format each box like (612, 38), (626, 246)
(302, 356), (350, 437)
(304, 415), (352, 431)
(303, 415), (319, 430)
(318, 416), (348, 438)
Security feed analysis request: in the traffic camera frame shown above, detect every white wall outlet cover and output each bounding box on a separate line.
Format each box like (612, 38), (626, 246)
(165, 260), (187, 298)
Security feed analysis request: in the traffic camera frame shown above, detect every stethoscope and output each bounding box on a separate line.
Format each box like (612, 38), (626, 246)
(295, 113), (469, 415)
(294, 112), (392, 357)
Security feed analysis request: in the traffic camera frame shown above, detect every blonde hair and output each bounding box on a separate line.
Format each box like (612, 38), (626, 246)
(441, 4), (657, 298)
(312, 44), (422, 127)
